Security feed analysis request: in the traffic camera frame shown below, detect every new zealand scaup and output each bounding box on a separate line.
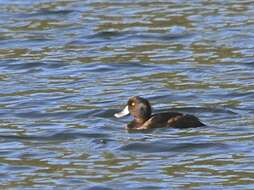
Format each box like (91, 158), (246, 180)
(114, 96), (206, 130)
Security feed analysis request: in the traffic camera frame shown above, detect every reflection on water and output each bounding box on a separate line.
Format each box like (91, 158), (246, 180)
(0, 0), (254, 189)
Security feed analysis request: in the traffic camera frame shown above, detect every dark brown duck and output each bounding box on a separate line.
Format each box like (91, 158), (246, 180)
(114, 96), (205, 130)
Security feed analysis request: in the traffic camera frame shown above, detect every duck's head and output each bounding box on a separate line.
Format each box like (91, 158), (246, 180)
(114, 96), (152, 123)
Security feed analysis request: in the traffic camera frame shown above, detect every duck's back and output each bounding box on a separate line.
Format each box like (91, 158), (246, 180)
(146, 112), (205, 129)
(167, 114), (205, 128)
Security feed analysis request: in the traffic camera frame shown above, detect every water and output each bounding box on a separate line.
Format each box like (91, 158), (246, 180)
(0, 0), (254, 189)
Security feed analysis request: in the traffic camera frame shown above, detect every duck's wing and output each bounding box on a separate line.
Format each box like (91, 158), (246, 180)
(139, 112), (183, 129)
(168, 114), (205, 128)
(129, 112), (205, 130)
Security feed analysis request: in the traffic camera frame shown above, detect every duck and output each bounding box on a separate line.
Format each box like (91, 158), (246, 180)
(114, 96), (206, 130)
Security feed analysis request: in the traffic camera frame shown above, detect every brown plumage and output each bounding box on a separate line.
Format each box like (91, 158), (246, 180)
(114, 96), (205, 130)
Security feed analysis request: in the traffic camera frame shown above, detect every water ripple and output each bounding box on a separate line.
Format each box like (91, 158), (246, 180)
(0, 0), (254, 189)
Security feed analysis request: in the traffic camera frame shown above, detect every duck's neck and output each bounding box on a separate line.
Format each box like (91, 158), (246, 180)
(134, 116), (149, 124)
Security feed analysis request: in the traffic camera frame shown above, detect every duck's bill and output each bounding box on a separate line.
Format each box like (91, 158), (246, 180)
(114, 106), (129, 118)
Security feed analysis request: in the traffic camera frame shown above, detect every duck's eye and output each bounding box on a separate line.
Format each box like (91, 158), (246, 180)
(131, 102), (135, 107)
